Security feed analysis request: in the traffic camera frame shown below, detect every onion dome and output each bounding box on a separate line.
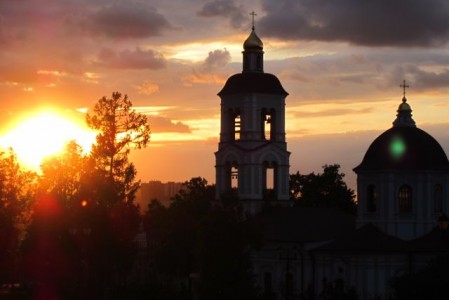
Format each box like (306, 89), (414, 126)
(243, 28), (263, 51)
(354, 95), (449, 172)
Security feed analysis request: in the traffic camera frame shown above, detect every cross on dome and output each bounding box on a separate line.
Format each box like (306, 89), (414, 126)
(400, 79), (409, 97)
(250, 11), (257, 30)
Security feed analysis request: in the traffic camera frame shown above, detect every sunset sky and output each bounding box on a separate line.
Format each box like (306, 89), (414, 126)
(1, 0), (449, 189)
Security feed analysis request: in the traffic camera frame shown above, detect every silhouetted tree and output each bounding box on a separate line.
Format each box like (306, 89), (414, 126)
(39, 141), (89, 208)
(144, 177), (259, 300)
(290, 164), (356, 215)
(23, 93), (150, 297)
(84, 92), (149, 295)
(0, 149), (36, 283)
(22, 142), (92, 297)
(86, 91), (150, 206)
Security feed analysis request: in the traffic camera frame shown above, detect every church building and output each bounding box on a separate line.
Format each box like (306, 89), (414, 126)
(216, 19), (449, 300)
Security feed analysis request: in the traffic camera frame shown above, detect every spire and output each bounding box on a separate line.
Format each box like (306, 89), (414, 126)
(393, 80), (416, 127)
(242, 11), (264, 73)
(243, 12), (263, 51)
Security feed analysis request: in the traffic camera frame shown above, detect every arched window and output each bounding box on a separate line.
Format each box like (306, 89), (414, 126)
(227, 109), (241, 141)
(225, 162), (238, 192)
(261, 108), (275, 141)
(263, 161), (276, 200)
(434, 184), (443, 213)
(367, 185), (377, 213)
(398, 185), (412, 213)
(231, 165), (238, 189)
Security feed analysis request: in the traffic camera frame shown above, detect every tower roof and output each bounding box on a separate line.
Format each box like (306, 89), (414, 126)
(218, 72), (288, 96)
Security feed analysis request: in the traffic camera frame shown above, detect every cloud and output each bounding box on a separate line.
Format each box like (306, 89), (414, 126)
(181, 49), (231, 86)
(407, 67), (449, 91)
(203, 49), (231, 70)
(85, 2), (172, 38)
(134, 81), (160, 95)
(97, 47), (166, 70)
(148, 116), (191, 133)
(259, 0), (449, 47)
(294, 108), (374, 118)
(198, 0), (247, 29)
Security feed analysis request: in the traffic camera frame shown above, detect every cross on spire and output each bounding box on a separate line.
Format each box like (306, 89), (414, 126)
(250, 11), (257, 30)
(400, 79), (410, 97)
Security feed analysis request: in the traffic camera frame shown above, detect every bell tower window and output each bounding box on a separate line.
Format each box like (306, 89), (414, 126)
(231, 165), (239, 189)
(263, 162), (276, 200)
(262, 108), (275, 140)
(234, 112), (241, 141)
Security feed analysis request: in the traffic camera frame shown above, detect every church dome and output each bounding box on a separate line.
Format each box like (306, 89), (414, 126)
(354, 94), (449, 172)
(354, 126), (449, 172)
(243, 29), (263, 51)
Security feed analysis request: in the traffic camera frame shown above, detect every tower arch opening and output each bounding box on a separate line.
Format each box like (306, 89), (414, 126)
(263, 161), (277, 200)
(261, 108), (276, 141)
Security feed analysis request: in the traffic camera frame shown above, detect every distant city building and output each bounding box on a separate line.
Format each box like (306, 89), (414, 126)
(135, 181), (183, 211)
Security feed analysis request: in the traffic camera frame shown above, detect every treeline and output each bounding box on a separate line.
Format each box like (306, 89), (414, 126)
(0, 92), (150, 299)
(0, 91), (358, 299)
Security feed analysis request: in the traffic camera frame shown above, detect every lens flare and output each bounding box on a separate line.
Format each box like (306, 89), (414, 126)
(390, 136), (406, 159)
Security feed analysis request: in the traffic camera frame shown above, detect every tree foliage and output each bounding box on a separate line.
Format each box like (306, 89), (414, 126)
(144, 177), (259, 300)
(290, 164), (356, 215)
(39, 141), (89, 208)
(0, 149), (36, 282)
(20, 92), (148, 297)
(86, 91), (150, 205)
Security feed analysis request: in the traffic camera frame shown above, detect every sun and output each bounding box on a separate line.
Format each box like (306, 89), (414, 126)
(0, 110), (96, 171)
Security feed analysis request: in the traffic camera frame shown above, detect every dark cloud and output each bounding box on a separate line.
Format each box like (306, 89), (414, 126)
(203, 49), (231, 70)
(259, 0), (449, 47)
(86, 2), (172, 38)
(197, 0), (247, 29)
(147, 116), (191, 133)
(407, 66), (449, 90)
(97, 47), (166, 70)
(386, 64), (449, 92)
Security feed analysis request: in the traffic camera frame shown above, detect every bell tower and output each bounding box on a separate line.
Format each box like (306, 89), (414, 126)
(215, 17), (290, 214)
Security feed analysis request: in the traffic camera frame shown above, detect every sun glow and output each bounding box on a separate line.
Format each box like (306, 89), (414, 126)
(0, 110), (96, 171)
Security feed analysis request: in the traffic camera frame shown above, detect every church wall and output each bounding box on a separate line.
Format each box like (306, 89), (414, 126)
(313, 252), (410, 300)
(357, 171), (448, 239)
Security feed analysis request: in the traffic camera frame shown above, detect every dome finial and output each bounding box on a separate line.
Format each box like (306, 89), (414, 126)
(393, 80), (416, 127)
(243, 11), (263, 52)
